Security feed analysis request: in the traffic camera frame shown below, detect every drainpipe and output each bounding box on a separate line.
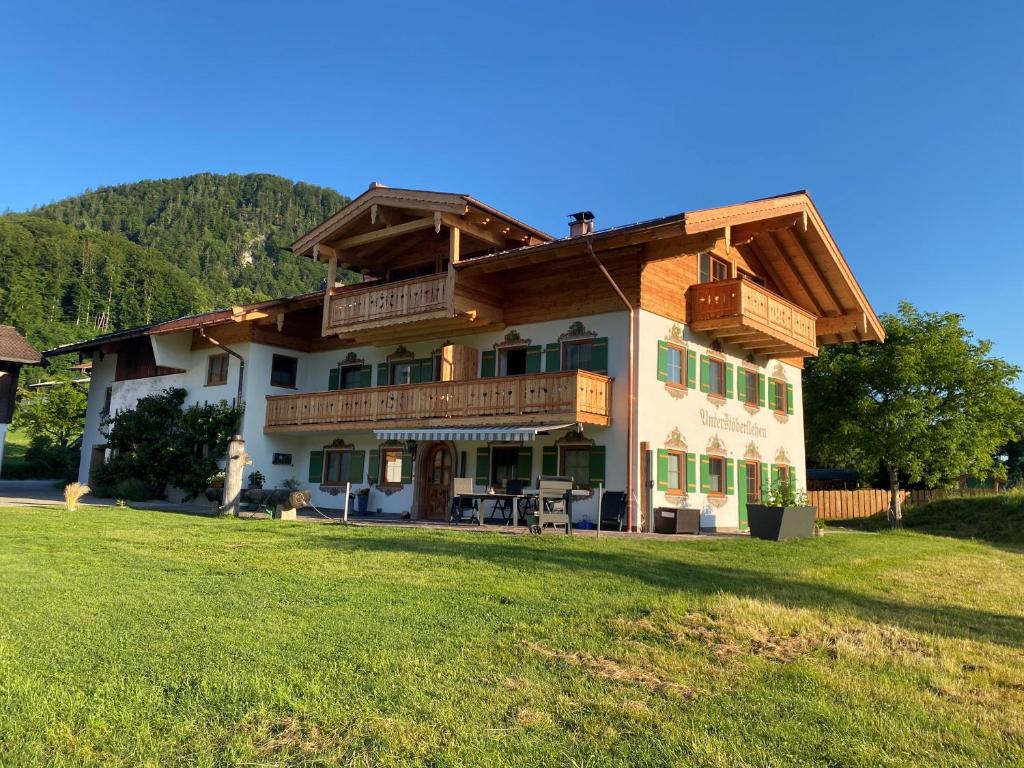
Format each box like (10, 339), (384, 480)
(199, 324), (247, 517)
(585, 238), (638, 532)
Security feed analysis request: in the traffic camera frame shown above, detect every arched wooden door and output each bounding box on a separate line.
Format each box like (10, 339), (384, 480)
(424, 443), (453, 520)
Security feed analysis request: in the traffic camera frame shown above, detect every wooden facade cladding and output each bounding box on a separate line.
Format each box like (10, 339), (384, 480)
(687, 278), (818, 358)
(264, 370), (612, 433)
(325, 272), (453, 333)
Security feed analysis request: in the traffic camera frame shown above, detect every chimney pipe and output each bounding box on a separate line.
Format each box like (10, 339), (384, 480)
(568, 211), (595, 238)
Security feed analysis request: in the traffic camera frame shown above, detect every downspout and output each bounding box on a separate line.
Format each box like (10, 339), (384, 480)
(198, 325), (246, 431)
(585, 238), (638, 532)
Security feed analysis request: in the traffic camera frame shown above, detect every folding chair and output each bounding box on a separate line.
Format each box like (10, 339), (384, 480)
(449, 477), (479, 524)
(599, 491), (627, 532)
(489, 479), (524, 524)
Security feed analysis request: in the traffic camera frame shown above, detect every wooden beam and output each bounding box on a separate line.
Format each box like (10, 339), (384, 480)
(313, 243), (337, 262)
(739, 241), (793, 300)
(449, 226), (461, 265)
(816, 312), (867, 337)
(441, 213), (506, 248)
(333, 216), (435, 250)
(321, 252), (338, 336)
(782, 225), (846, 314)
(761, 231), (827, 317)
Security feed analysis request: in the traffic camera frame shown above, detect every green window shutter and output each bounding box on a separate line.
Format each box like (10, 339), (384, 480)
(686, 350), (697, 389)
(686, 453), (697, 493)
(348, 451), (365, 483)
(308, 450), (324, 484)
(700, 454), (711, 493)
(377, 362), (389, 386)
(758, 374), (766, 408)
(737, 368), (747, 401)
(475, 447), (491, 485)
(589, 446), (606, 485)
(786, 383), (795, 415)
(481, 350), (496, 378)
(541, 445), (558, 476)
(656, 449), (669, 491)
(327, 367), (340, 391)
(726, 459), (735, 495)
(400, 451), (413, 484)
(725, 363), (735, 399)
(517, 446), (533, 482)
(368, 449), (380, 483)
(545, 343), (561, 373)
(790, 466), (798, 492)
(700, 354), (710, 393)
(409, 359), (422, 384)
(359, 365), (372, 388)
(657, 340), (669, 382)
(525, 345), (542, 374)
(590, 337), (608, 375)
(768, 378), (777, 409)
(760, 462), (769, 495)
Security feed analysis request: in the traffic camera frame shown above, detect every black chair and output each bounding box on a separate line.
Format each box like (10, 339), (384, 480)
(449, 478), (479, 524)
(489, 479), (524, 524)
(599, 491), (627, 531)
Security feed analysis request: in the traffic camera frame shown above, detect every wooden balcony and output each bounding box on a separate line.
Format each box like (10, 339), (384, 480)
(688, 278), (818, 357)
(323, 271), (503, 342)
(264, 370), (613, 433)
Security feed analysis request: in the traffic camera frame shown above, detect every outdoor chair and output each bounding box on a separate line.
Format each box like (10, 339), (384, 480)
(531, 477), (574, 535)
(598, 491), (627, 532)
(449, 477), (479, 524)
(489, 479), (524, 524)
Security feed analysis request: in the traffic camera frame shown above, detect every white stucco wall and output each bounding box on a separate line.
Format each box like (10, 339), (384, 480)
(635, 309), (806, 531)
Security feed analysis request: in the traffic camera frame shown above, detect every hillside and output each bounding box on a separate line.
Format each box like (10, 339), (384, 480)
(0, 173), (351, 363)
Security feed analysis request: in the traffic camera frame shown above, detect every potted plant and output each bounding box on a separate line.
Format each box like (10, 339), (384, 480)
(246, 470), (267, 506)
(205, 471), (225, 503)
(813, 518), (826, 537)
(746, 482), (816, 541)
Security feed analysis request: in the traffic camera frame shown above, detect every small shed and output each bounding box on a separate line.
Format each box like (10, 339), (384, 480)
(0, 326), (43, 472)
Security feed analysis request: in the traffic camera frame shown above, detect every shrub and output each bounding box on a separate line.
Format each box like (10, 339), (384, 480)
(114, 478), (152, 502)
(761, 481), (808, 507)
(63, 483), (90, 511)
(23, 436), (79, 482)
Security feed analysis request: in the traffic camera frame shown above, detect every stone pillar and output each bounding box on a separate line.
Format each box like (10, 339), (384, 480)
(222, 434), (245, 517)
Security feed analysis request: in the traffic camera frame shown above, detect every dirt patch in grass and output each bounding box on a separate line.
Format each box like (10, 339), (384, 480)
(528, 642), (696, 699)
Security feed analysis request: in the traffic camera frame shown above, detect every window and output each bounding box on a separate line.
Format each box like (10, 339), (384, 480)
(390, 361), (413, 385)
(776, 465), (790, 488)
(666, 346), (683, 386)
(773, 378), (787, 413)
(745, 461), (760, 502)
(699, 252), (732, 283)
(499, 347), (527, 376)
(708, 456), (725, 495)
(270, 355), (298, 388)
(101, 386), (113, 416)
(561, 446), (591, 487)
(381, 448), (403, 485)
(206, 354), (229, 386)
(324, 449), (353, 486)
(666, 450), (684, 494)
(708, 358), (725, 397)
(339, 365), (363, 390)
(490, 446), (520, 489)
(563, 340), (593, 371)
(272, 453), (293, 466)
(743, 370), (759, 406)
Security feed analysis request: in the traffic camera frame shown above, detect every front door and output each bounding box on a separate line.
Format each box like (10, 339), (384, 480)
(424, 443), (453, 520)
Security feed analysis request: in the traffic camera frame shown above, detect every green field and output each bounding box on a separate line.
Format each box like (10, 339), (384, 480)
(1, 503), (1022, 767)
(0, 427), (31, 479)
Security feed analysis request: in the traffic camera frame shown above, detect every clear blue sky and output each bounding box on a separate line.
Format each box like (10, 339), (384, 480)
(2, 1), (1022, 371)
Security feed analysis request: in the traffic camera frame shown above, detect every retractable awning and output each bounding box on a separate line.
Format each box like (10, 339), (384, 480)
(372, 424), (576, 443)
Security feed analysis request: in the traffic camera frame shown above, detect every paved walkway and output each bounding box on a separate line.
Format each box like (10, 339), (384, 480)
(0, 479), (216, 514)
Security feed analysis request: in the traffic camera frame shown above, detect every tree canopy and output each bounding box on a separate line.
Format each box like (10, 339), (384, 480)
(804, 301), (1024, 522)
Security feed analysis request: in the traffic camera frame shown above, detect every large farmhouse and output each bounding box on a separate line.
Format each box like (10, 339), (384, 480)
(47, 185), (883, 531)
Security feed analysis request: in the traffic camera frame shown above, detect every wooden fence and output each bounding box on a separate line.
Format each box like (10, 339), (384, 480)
(808, 488), (1002, 520)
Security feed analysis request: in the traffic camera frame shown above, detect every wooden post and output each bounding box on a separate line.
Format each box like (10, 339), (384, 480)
(222, 434), (245, 518)
(343, 481), (350, 523)
(449, 226), (461, 265)
(596, 482), (603, 539)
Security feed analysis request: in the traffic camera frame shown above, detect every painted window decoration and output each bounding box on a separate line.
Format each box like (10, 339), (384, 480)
(207, 353), (229, 386)
(270, 354), (298, 388)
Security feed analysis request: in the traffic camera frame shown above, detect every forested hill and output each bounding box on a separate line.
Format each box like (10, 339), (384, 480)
(0, 173), (350, 360)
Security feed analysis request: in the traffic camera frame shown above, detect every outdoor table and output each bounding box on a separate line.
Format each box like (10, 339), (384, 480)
(455, 492), (526, 527)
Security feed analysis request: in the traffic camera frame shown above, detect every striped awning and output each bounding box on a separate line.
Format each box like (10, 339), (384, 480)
(372, 424), (576, 443)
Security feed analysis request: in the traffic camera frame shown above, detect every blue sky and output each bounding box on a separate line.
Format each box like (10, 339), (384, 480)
(2, 1), (1022, 371)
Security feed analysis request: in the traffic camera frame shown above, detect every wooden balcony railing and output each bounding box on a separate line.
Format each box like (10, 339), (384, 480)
(688, 278), (818, 357)
(325, 272), (453, 334)
(264, 370), (613, 433)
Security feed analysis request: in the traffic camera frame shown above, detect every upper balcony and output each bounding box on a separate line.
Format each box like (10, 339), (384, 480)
(264, 370), (612, 433)
(687, 278), (818, 358)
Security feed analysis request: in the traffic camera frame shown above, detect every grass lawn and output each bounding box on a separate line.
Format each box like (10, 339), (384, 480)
(1, 505), (1022, 767)
(0, 427), (31, 479)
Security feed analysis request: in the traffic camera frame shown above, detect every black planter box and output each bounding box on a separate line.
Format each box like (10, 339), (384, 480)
(654, 507), (701, 534)
(746, 505), (817, 541)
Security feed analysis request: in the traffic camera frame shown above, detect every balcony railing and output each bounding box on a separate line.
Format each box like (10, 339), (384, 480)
(325, 272), (453, 334)
(688, 278), (818, 357)
(264, 370), (613, 433)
